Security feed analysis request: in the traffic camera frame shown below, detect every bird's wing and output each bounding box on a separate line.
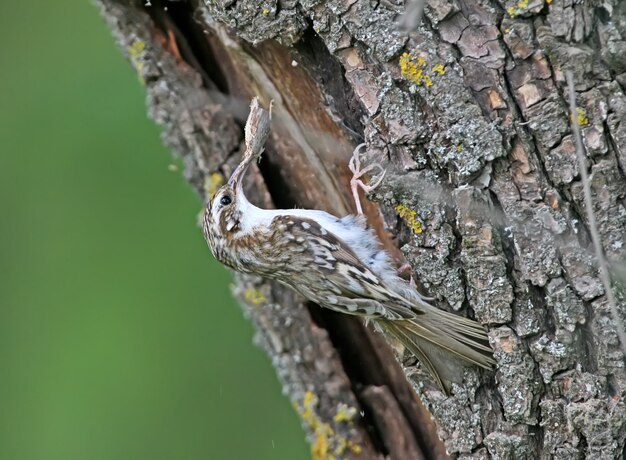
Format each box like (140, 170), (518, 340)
(272, 215), (422, 319)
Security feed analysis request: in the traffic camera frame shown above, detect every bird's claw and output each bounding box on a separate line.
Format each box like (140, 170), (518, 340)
(349, 143), (386, 215)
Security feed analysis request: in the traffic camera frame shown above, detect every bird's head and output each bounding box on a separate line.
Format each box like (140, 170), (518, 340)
(202, 155), (252, 265)
(203, 97), (270, 269)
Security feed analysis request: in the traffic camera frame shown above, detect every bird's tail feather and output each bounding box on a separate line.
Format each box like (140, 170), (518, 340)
(376, 310), (494, 392)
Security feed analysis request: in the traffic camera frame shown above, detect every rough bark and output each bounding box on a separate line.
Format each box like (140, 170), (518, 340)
(97, 0), (626, 458)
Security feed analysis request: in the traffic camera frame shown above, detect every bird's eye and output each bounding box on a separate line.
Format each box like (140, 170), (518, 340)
(220, 195), (232, 206)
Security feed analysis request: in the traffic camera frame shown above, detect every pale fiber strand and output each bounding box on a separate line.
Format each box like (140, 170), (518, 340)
(566, 71), (626, 357)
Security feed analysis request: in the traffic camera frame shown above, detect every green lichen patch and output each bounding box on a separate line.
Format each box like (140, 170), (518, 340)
(575, 107), (589, 126)
(243, 288), (267, 306)
(127, 40), (147, 83)
(507, 0), (529, 17)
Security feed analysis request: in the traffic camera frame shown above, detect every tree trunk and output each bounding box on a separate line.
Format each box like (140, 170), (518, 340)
(97, 0), (626, 458)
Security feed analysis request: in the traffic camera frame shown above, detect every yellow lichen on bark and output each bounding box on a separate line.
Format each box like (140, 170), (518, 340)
(395, 204), (423, 234)
(294, 392), (362, 460)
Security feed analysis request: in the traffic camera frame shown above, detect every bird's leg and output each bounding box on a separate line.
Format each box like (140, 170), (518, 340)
(349, 144), (413, 282)
(348, 144), (426, 294)
(349, 143), (386, 215)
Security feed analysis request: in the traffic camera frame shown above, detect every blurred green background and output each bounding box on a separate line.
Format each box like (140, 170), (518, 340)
(0, 2), (308, 459)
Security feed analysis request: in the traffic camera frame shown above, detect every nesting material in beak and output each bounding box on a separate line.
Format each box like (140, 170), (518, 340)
(228, 97), (272, 191)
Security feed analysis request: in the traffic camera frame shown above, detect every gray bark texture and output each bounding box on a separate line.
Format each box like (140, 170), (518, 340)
(97, 0), (626, 458)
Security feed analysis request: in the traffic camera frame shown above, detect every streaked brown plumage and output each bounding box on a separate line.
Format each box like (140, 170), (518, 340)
(203, 99), (495, 392)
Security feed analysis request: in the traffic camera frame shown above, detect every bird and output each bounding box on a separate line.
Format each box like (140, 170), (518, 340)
(202, 99), (495, 392)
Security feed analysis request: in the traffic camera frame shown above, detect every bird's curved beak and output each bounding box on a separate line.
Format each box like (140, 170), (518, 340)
(227, 158), (251, 192)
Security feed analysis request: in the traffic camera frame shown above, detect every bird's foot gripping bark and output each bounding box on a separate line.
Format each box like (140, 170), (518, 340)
(349, 143), (385, 215)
